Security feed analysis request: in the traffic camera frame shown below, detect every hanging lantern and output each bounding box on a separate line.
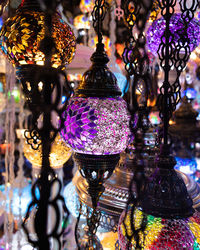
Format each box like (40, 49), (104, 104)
(74, 14), (91, 30)
(24, 133), (72, 168)
(0, 0), (76, 69)
(62, 0), (130, 247)
(80, 0), (94, 13)
(118, 206), (200, 249)
(146, 13), (200, 56)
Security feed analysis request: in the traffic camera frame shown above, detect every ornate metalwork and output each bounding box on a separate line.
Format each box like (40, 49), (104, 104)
(157, 0), (198, 143)
(20, 2), (72, 249)
(74, 163), (200, 229)
(24, 129), (42, 150)
(121, 0), (154, 248)
(73, 0), (125, 249)
(92, 0), (109, 43)
(139, 0), (198, 219)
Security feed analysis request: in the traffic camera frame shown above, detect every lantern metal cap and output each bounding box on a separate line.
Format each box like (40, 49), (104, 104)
(174, 96), (198, 123)
(75, 43), (122, 98)
(139, 144), (194, 219)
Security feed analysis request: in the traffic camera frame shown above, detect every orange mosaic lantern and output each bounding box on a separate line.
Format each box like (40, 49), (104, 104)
(0, 0), (76, 69)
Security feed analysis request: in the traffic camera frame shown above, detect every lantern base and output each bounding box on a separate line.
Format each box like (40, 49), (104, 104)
(74, 153), (120, 208)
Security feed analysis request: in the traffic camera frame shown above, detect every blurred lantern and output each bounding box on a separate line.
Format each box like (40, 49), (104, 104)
(0, 183), (33, 216)
(149, 111), (161, 125)
(118, 206), (200, 249)
(0, 17), (3, 29)
(0, 142), (10, 154)
(91, 36), (112, 56)
(147, 13), (200, 56)
(169, 96), (200, 144)
(67, 44), (93, 75)
(0, 92), (5, 112)
(0, 0), (76, 69)
(24, 133), (71, 168)
(74, 14), (91, 30)
(175, 156), (197, 175)
(183, 87), (197, 101)
(80, 0), (94, 13)
(8, 86), (20, 103)
(67, 74), (82, 82)
(0, 0), (8, 16)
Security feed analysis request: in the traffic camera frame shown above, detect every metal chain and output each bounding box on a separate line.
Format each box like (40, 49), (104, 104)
(21, 4), (72, 249)
(122, 0), (153, 249)
(157, 0), (198, 144)
(92, 0), (109, 44)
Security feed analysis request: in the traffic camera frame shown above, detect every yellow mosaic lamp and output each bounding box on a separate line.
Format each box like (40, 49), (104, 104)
(0, 0), (76, 69)
(118, 206), (200, 249)
(24, 133), (72, 169)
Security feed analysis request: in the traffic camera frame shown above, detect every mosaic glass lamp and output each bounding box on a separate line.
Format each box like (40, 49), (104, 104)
(61, 1), (130, 247)
(24, 133), (72, 168)
(60, 42), (130, 206)
(0, 0), (76, 69)
(118, 145), (200, 249)
(146, 13), (200, 56)
(118, 206), (200, 249)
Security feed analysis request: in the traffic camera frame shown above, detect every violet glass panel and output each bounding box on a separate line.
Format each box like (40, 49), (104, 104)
(146, 13), (200, 56)
(60, 97), (130, 155)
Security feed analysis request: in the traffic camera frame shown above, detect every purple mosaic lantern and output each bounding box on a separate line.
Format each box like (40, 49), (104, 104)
(60, 39), (130, 219)
(146, 13), (200, 56)
(61, 97), (130, 155)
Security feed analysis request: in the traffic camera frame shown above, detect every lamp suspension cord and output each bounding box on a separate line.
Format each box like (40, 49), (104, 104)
(163, 0), (170, 145)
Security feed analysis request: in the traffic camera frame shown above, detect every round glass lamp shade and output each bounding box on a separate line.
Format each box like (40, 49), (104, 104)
(146, 13), (200, 56)
(24, 134), (72, 168)
(0, 11), (76, 68)
(118, 206), (200, 249)
(60, 97), (130, 155)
